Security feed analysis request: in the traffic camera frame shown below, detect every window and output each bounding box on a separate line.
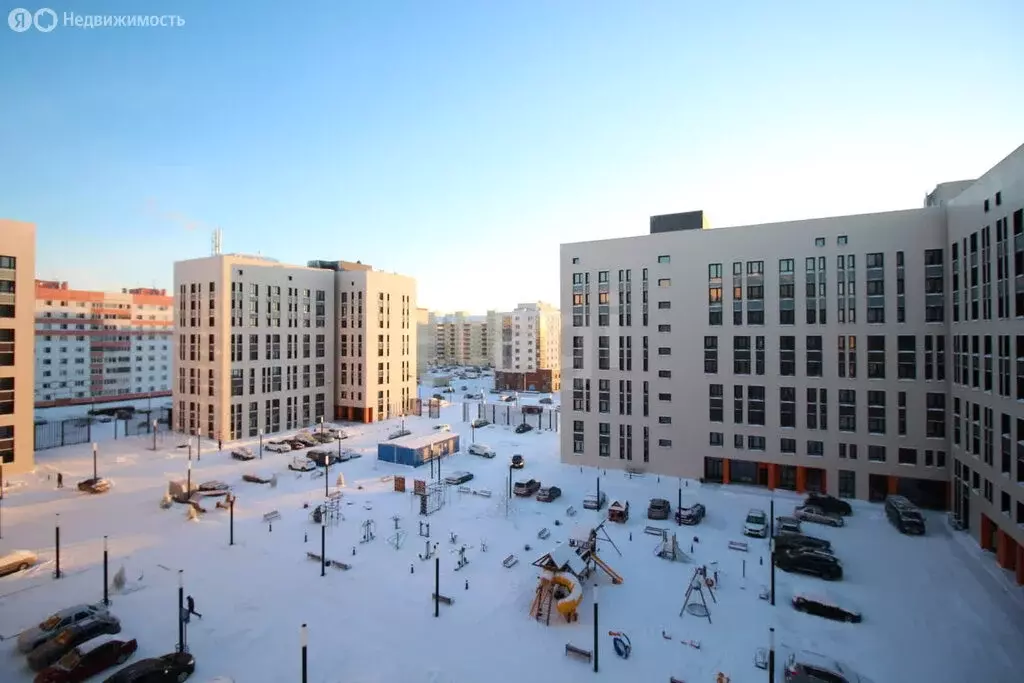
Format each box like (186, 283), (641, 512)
(868, 391), (886, 434)
(598, 379), (610, 413)
(572, 336), (584, 369)
(733, 385), (744, 424)
(807, 440), (824, 456)
(658, 279), (671, 287)
(709, 432), (723, 446)
(898, 448), (917, 465)
(781, 438), (796, 454)
(573, 421), (584, 454)
(598, 422), (611, 457)
(598, 336), (610, 370)
(779, 387), (796, 428)
(709, 384), (723, 422)
(704, 336), (718, 373)
(867, 336), (885, 378)
(733, 336), (751, 374)
(838, 389), (855, 432)
(747, 386), (765, 426)
(805, 336), (822, 376)
(658, 255), (670, 264)
(837, 235), (848, 246)
(779, 336), (795, 376)
(926, 393), (946, 438)
(897, 335), (916, 379)
(868, 445), (886, 462)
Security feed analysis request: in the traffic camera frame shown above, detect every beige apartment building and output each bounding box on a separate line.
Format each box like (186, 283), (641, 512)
(560, 143), (1024, 585)
(494, 302), (561, 392)
(430, 311), (492, 367)
(34, 280), (173, 408)
(172, 254), (416, 440)
(0, 219), (36, 474)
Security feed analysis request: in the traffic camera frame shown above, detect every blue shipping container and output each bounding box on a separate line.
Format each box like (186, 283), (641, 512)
(377, 433), (461, 467)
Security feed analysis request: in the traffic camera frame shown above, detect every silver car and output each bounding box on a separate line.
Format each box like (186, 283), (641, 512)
(17, 604), (110, 653)
(784, 650), (870, 682)
(794, 505), (845, 527)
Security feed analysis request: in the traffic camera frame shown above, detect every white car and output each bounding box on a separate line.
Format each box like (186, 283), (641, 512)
(434, 424), (451, 431)
(288, 455), (316, 472)
(0, 549), (38, 577)
(744, 509), (769, 538)
(329, 428), (349, 440)
(265, 441), (291, 453)
(231, 447), (255, 461)
(468, 443), (495, 458)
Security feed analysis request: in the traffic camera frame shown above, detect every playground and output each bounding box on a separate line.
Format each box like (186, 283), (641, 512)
(0, 398), (1022, 683)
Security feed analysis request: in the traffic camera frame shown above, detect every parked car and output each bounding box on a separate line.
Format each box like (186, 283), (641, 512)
(647, 498), (671, 520)
(28, 614), (123, 672)
(264, 441), (291, 453)
(0, 549), (38, 577)
(77, 478), (112, 495)
(34, 636), (138, 683)
(311, 432), (335, 444)
(471, 418), (490, 428)
(18, 606), (110, 654)
(583, 491), (607, 510)
(305, 449), (339, 467)
(197, 481), (230, 493)
(286, 440), (306, 450)
(328, 428), (349, 440)
(776, 515), (803, 533)
(794, 505), (845, 527)
(885, 495), (926, 535)
(468, 443), (495, 458)
(230, 447), (255, 461)
(292, 434), (317, 447)
(433, 424), (451, 431)
(513, 479), (541, 497)
(775, 547), (843, 581)
(501, 395), (516, 402)
(676, 503), (706, 525)
(510, 454), (525, 469)
(773, 532), (832, 553)
(539, 397), (553, 404)
(536, 486), (562, 502)
(784, 650), (867, 683)
(288, 455), (316, 472)
(522, 405), (543, 415)
(444, 471), (474, 485)
(744, 509), (769, 538)
(431, 393), (444, 401)
(103, 652), (196, 683)
(804, 493), (853, 517)
(460, 385), (468, 391)
(791, 593), (862, 624)
(514, 423), (533, 434)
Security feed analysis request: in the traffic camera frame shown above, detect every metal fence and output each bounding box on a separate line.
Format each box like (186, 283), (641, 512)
(34, 406), (174, 451)
(122, 407), (173, 436)
(34, 417), (93, 451)
(428, 399), (441, 419)
(465, 402), (559, 432)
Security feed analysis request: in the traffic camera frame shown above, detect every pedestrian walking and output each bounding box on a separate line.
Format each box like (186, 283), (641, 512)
(186, 594), (202, 619)
(218, 438), (222, 452)
(57, 472), (63, 489)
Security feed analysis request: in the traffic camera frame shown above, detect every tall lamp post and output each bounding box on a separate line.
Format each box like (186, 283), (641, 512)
(177, 570), (185, 653)
(319, 416), (324, 440)
(769, 497), (776, 606)
(196, 430), (201, 462)
(152, 419), (158, 451)
(102, 536), (110, 606)
(186, 459), (192, 496)
(259, 429), (263, 460)
(300, 624), (308, 683)
(324, 447), (331, 497)
(91, 442), (98, 481)
(320, 514), (326, 577)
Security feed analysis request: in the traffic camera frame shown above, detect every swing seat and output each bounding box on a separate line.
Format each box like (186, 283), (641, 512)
(612, 636), (631, 659)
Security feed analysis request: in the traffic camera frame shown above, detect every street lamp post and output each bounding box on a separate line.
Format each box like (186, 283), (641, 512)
(320, 515), (326, 577)
(92, 442), (98, 481)
(0, 462), (4, 540)
(768, 627), (776, 683)
(54, 513), (62, 580)
(592, 584), (599, 673)
(152, 420), (157, 451)
(259, 429), (263, 460)
(324, 448), (330, 497)
(196, 430), (201, 462)
(319, 416), (324, 440)
(102, 535), (109, 606)
(186, 459), (192, 496)
(177, 570), (185, 653)
(769, 497), (776, 606)
(300, 624), (308, 683)
(229, 495), (235, 546)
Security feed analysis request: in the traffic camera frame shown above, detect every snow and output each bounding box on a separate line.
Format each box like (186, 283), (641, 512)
(2, 399), (1024, 683)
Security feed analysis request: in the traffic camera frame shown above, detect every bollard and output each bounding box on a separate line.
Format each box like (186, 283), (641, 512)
(268, 524), (272, 533)
(304, 533), (308, 543)
(410, 564), (414, 574)
(465, 579), (469, 590)
(760, 556), (763, 566)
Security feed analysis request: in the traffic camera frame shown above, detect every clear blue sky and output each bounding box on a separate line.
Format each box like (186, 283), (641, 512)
(2, 0), (1022, 313)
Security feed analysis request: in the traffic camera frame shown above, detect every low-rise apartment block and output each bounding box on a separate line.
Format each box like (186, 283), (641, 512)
(172, 254), (416, 441)
(1, 219), (36, 474)
(493, 302), (561, 392)
(560, 144), (1024, 584)
(34, 281), (173, 408)
(430, 311), (492, 367)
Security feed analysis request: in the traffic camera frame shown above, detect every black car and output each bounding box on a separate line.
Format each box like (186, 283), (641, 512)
(791, 594), (862, 623)
(77, 478), (112, 495)
(804, 493), (852, 517)
(514, 423), (533, 434)
(773, 531), (832, 553)
(510, 454), (525, 469)
(103, 652), (195, 682)
(774, 548), (843, 581)
(884, 495), (926, 535)
(28, 614), (123, 671)
(305, 449), (338, 467)
(676, 503), (706, 525)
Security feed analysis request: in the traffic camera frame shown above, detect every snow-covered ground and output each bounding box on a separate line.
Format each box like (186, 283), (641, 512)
(1, 404), (1022, 683)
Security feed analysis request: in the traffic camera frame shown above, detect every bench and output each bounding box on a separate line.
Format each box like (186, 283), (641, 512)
(431, 593), (454, 605)
(306, 551), (322, 561)
(564, 643), (593, 662)
(566, 506), (576, 516)
(538, 528), (551, 539)
(458, 486), (472, 494)
(728, 540), (748, 552)
(328, 560), (351, 571)
(473, 488), (492, 498)
(263, 510), (281, 523)
(644, 525), (667, 537)
(754, 647), (767, 670)
(502, 554), (518, 568)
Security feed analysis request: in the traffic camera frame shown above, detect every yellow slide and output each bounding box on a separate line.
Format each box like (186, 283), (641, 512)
(551, 572), (583, 617)
(591, 553), (624, 585)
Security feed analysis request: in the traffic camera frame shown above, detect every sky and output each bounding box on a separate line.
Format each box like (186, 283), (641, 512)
(1, 0), (1022, 313)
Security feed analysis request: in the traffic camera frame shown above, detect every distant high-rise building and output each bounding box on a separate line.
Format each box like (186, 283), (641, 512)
(429, 311), (492, 367)
(493, 302), (561, 392)
(0, 219), (36, 474)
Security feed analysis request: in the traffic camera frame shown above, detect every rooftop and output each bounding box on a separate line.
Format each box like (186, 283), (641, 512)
(385, 431), (458, 450)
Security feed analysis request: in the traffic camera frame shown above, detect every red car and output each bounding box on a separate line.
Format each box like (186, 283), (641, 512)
(34, 636), (138, 683)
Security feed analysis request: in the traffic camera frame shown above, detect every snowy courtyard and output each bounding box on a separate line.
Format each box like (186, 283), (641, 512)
(2, 401), (1023, 683)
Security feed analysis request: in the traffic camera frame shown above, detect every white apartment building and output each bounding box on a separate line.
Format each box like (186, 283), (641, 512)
(560, 143), (1024, 585)
(416, 307), (433, 375)
(173, 255), (416, 440)
(34, 281), (173, 408)
(430, 311), (492, 367)
(0, 219), (35, 474)
(493, 302), (561, 393)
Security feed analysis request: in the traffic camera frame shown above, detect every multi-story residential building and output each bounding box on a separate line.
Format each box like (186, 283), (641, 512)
(416, 307), (434, 375)
(493, 302), (561, 392)
(34, 281), (173, 408)
(0, 220), (36, 474)
(430, 311), (492, 367)
(314, 260), (416, 423)
(560, 143), (1024, 585)
(172, 255), (416, 441)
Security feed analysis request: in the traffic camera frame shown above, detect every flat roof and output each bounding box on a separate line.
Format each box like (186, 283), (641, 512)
(385, 432), (457, 450)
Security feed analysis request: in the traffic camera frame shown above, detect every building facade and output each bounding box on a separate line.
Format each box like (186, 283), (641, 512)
(172, 255), (416, 441)
(0, 220), (36, 474)
(560, 143), (1024, 584)
(34, 281), (173, 408)
(430, 311), (492, 367)
(493, 302), (561, 392)
(416, 307), (433, 375)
